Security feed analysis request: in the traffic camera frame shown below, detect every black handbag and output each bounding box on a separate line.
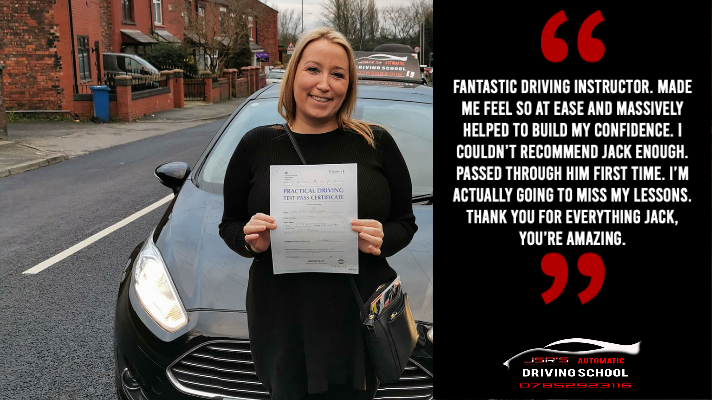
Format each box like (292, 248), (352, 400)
(348, 277), (419, 383)
(282, 123), (419, 383)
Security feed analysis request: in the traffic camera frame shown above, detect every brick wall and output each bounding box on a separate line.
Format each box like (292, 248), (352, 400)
(112, 0), (154, 53)
(254, 1), (278, 68)
(235, 77), (247, 97)
(161, 0), (185, 41)
(73, 98), (95, 120)
(129, 90), (174, 119)
(100, 0), (113, 51)
(72, 0), (104, 84)
(0, 0), (64, 110)
(55, 0), (75, 113)
(71, 96), (118, 120)
(219, 78), (229, 101)
(107, 73), (183, 121)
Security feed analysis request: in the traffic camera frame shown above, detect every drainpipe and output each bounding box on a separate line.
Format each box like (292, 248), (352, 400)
(68, 0), (78, 94)
(0, 64), (6, 138)
(149, 0), (154, 34)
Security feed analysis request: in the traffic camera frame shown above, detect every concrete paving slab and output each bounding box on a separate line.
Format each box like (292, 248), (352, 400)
(0, 96), (248, 179)
(135, 97), (246, 123)
(0, 142), (66, 177)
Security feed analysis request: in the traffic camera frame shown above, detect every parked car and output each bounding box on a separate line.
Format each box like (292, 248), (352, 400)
(114, 65), (433, 400)
(265, 68), (285, 85)
(103, 52), (160, 76)
(103, 52), (160, 89)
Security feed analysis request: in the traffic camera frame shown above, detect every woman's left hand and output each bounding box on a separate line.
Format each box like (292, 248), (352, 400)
(351, 219), (384, 256)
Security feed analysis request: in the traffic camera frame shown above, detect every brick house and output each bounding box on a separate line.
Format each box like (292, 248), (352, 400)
(0, 0), (104, 113)
(0, 0), (276, 116)
(183, 0), (277, 72)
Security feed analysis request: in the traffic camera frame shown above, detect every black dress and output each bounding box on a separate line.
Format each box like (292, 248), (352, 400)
(219, 124), (417, 400)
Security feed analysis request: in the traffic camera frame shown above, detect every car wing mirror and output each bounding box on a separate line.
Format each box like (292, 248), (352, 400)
(155, 162), (191, 194)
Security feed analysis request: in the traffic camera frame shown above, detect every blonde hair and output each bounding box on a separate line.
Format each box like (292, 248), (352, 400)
(278, 27), (375, 147)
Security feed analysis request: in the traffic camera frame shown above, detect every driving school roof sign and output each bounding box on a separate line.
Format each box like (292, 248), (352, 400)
(354, 52), (420, 82)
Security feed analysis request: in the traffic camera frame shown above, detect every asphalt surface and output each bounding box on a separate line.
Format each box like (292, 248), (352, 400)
(0, 97), (245, 177)
(0, 119), (224, 400)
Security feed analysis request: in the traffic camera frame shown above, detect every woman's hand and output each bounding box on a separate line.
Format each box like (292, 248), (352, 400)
(351, 219), (384, 256)
(244, 213), (277, 253)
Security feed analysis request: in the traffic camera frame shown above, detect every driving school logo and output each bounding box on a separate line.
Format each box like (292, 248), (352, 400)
(355, 54), (409, 62)
(503, 338), (640, 369)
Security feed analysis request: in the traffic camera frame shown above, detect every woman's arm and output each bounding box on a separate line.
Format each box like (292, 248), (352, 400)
(376, 127), (419, 258)
(219, 130), (257, 258)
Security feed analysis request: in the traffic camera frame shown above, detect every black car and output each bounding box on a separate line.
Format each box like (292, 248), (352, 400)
(114, 79), (433, 400)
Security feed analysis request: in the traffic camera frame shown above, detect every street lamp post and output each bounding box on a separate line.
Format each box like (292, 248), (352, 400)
(301, 10), (312, 34)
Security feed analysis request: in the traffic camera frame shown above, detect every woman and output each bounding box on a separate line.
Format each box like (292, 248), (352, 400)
(219, 27), (417, 400)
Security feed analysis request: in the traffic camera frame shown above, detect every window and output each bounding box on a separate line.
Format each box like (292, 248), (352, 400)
(198, 5), (205, 17)
(127, 58), (142, 73)
(116, 56), (128, 73)
(153, 0), (162, 24)
(248, 16), (253, 42)
(122, 0), (133, 22)
(77, 36), (91, 81)
(220, 7), (227, 34)
(184, 0), (191, 27)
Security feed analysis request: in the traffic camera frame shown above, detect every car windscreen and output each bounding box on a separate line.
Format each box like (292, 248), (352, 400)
(198, 98), (433, 196)
(131, 54), (160, 75)
(267, 71), (285, 79)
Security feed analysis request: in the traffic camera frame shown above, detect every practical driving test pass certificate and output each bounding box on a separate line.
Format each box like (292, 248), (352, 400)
(269, 163), (358, 274)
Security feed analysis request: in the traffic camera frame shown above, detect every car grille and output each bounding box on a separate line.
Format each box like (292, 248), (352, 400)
(167, 340), (433, 400)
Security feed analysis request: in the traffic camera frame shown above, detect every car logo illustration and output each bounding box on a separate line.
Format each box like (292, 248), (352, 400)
(355, 54), (409, 62)
(503, 338), (641, 369)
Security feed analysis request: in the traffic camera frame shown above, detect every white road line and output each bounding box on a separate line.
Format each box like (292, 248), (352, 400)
(23, 194), (175, 275)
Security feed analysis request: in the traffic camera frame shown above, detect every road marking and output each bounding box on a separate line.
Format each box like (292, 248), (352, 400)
(23, 194), (175, 275)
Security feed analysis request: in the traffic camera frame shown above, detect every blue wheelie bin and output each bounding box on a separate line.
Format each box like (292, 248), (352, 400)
(88, 85), (111, 122)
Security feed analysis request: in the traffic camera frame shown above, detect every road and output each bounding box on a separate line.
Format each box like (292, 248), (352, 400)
(0, 120), (224, 400)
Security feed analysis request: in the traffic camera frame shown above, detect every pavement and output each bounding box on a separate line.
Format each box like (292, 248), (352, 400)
(0, 97), (246, 179)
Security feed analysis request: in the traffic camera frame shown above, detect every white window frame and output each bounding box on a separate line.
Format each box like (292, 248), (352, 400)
(248, 16), (254, 42)
(220, 7), (227, 33)
(153, 0), (163, 24)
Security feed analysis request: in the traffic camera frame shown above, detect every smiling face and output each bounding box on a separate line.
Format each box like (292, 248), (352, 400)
(292, 38), (350, 132)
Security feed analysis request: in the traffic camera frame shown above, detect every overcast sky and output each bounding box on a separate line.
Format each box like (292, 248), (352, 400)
(263, 0), (416, 33)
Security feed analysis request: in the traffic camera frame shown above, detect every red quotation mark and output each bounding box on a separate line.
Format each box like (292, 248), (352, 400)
(541, 10), (605, 62)
(541, 253), (605, 305)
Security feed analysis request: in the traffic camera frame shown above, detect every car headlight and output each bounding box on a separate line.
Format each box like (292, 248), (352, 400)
(427, 327), (433, 343)
(133, 237), (187, 332)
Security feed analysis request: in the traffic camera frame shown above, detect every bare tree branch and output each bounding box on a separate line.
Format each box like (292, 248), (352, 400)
(184, 0), (259, 76)
(277, 6), (301, 47)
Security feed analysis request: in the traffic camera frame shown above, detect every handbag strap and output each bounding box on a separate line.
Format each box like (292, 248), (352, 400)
(281, 123), (369, 322)
(282, 123), (307, 165)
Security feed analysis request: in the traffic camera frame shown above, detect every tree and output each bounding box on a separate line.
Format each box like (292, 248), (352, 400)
(277, 6), (301, 47)
(144, 42), (199, 77)
(321, 0), (357, 40)
(319, 0), (431, 52)
(381, 5), (417, 42)
(380, 0), (432, 50)
(320, 0), (381, 50)
(365, 0), (379, 44)
(184, 0), (258, 76)
(423, 8), (433, 65)
(226, 33), (253, 70)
